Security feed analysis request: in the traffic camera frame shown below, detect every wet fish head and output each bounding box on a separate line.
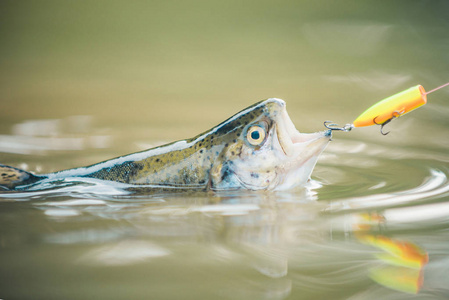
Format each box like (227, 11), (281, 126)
(210, 98), (331, 191)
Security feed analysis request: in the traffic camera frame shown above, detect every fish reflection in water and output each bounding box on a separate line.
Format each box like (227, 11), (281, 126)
(18, 183), (430, 299)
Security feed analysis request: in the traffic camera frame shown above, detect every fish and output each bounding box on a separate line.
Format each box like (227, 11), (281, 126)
(0, 98), (331, 192)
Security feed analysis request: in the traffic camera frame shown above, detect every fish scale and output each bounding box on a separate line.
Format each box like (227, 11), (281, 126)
(0, 99), (331, 192)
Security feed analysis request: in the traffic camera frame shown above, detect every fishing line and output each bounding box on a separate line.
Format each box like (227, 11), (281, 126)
(424, 81), (449, 95)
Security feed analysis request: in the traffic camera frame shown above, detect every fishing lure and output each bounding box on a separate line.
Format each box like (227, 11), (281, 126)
(325, 82), (449, 135)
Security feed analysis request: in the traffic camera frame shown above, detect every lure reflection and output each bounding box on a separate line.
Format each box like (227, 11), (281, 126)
(354, 212), (429, 294)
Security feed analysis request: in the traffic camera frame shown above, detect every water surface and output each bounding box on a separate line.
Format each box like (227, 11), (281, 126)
(1, 1), (449, 299)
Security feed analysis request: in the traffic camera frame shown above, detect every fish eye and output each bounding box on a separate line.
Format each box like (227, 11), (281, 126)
(246, 125), (266, 146)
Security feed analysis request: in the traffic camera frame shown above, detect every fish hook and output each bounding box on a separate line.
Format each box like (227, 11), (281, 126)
(324, 121), (353, 132)
(373, 117), (391, 135)
(372, 110), (404, 136)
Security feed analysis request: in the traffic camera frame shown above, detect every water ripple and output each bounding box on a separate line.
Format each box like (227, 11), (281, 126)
(327, 168), (449, 212)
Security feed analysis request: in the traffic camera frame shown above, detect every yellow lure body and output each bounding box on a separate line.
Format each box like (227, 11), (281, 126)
(353, 85), (427, 127)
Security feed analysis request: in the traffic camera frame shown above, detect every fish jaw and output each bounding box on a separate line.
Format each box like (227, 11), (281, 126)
(273, 107), (332, 190)
(213, 99), (332, 191)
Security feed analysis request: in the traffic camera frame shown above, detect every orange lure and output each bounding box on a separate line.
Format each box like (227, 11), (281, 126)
(325, 82), (449, 135)
(353, 85), (427, 128)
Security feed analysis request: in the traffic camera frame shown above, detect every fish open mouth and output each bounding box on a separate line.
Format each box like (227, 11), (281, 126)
(270, 103), (332, 190)
(276, 107), (331, 158)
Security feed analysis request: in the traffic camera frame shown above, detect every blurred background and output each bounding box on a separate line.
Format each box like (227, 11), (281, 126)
(1, 1), (449, 300)
(1, 0), (448, 171)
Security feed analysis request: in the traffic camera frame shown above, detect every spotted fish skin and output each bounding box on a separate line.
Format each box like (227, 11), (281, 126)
(0, 98), (331, 191)
(0, 164), (43, 190)
(48, 99), (277, 188)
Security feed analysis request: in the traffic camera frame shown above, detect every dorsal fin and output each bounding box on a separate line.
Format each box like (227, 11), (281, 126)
(0, 164), (44, 190)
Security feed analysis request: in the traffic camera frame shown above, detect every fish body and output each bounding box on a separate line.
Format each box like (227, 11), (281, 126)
(0, 99), (331, 192)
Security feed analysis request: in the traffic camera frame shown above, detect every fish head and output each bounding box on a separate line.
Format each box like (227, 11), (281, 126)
(209, 98), (331, 191)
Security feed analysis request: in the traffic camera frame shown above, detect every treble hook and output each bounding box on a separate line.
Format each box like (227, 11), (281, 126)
(324, 121), (353, 132)
(372, 110), (403, 135)
(373, 117), (392, 135)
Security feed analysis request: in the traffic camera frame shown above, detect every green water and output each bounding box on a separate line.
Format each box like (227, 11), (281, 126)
(1, 1), (449, 299)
